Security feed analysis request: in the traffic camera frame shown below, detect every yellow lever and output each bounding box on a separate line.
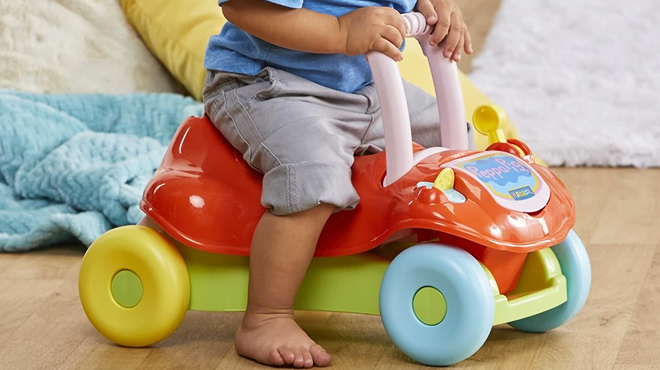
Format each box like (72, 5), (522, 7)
(433, 168), (455, 192)
(472, 104), (508, 145)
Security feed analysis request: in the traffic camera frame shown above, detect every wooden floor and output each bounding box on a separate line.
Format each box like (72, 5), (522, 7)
(3, 2), (659, 369)
(1, 168), (659, 370)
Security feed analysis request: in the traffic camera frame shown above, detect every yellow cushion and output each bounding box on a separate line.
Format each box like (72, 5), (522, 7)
(121, 0), (518, 149)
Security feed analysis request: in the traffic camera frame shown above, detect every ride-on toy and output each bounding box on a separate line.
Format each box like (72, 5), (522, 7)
(79, 13), (591, 366)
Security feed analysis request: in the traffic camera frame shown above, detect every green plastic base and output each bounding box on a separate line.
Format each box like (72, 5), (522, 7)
(493, 248), (567, 325)
(180, 244), (388, 315)
(139, 216), (567, 325)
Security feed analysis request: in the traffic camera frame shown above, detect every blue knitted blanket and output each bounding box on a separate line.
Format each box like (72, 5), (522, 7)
(0, 91), (203, 251)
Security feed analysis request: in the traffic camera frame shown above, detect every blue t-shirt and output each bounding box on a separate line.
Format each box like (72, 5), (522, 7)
(204, 0), (416, 93)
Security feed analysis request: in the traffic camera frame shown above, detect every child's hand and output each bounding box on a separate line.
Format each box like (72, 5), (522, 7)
(337, 7), (408, 61)
(415, 0), (472, 62)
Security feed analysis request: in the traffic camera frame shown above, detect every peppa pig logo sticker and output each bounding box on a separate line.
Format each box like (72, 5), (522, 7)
(460, 154), (538, 198)
(444, 152), (550, 213)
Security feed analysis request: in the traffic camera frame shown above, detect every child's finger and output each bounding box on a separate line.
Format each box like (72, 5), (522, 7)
(430, 12), (450, 46)
(415, 0), (438, 24)
(374, 38), (403, 61)
(385, 11), (408, 39)
(382, 25), (404, 48)
(442, 12), (463, 58)
(463, 23), (473, 54)
(452, 33), (464, 62)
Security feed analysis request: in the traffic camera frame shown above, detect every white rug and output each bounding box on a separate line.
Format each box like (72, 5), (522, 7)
(469, 0), (660, 167)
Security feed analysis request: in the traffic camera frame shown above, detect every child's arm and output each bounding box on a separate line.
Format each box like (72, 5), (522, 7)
(222, 0), (408, 60)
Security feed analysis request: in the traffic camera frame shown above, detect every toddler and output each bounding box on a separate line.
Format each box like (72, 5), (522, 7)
(203, 0), (472, 367)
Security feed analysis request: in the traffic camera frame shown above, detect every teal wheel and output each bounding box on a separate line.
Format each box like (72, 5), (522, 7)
(509, 230), (591, 332)
(379, 243), (494, 366)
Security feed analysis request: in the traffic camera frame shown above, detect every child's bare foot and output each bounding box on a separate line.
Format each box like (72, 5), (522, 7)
(235, 312), (332, 368)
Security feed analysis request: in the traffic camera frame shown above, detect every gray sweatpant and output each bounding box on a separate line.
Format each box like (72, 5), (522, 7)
(203, 66), (472, 215)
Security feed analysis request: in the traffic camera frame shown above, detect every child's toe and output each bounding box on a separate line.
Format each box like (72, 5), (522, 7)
(291, 347), (305, 368)
(278, 346), (296, 364)
(310, 344), (332, 367)
(302, 350), (314, 368)
(267, 348), (285, 366)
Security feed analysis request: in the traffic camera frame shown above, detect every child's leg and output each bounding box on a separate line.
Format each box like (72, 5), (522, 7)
(235, 204), (334, 368)
(203, 68), (377, 368)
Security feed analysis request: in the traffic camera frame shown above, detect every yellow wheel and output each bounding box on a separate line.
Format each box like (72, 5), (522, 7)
(79, 225), (190, 347)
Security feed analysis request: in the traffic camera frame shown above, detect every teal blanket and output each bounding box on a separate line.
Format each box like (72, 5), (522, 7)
(0, 92), (203, 251)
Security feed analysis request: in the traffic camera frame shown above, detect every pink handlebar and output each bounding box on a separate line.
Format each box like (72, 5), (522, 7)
(403, 11), (430, 36)
(366, 12), (468, 187)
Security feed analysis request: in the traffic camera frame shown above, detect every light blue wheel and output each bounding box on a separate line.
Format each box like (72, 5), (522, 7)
(379, 243), (495, 366)
(509, 230), (591, 332)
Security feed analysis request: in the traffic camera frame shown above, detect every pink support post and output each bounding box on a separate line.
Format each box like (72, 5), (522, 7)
(367, 12), (469, 187)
